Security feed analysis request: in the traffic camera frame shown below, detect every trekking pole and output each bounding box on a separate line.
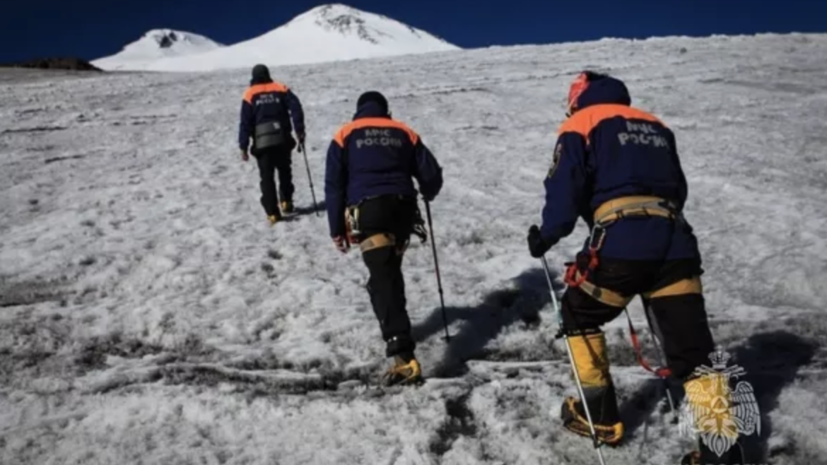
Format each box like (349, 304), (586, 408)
(424, 200), (450, 342)
(299, 141), (320, 216)
(624, 306), (676, 423)
(642, 301), (677, 418)
(541, 256), (607, 465)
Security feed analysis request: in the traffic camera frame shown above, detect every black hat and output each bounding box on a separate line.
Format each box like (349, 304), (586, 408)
(356, 91), (389, 114)
(251, 64), (271, 84)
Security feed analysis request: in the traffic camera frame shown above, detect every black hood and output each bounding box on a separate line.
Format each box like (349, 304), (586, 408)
(356, 91), (389, 115)
(574, 73), (632, 111)
(251, 64), (272, 85)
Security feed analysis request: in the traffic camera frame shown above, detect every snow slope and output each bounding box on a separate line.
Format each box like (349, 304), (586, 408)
(93, 29), (224, 71)
(95, 4), (461, 72)
(2, 33), (827, 465)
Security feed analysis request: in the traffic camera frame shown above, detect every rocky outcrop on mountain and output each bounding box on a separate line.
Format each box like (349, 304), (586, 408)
(1, 58), (103, 71)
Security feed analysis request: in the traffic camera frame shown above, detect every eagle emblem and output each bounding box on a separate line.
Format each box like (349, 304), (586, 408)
(679, 346), (761, 457)
(547, 142), (562, 178)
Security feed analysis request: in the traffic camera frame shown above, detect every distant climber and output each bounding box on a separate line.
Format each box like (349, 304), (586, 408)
(238, 64), (305, 224)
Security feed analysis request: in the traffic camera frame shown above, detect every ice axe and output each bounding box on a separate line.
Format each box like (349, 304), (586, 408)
(541, 255), (608, 465)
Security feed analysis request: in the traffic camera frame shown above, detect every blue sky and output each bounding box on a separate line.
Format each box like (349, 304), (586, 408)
(2, 0), (825, 62)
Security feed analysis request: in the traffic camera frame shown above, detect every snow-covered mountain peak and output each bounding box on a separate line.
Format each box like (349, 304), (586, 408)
(92, 28), (223, 70)
(282, 3), (448, 47)
(292, 3), (378, 26)
(116, 29), (223, 56)
(137, 29), (222, 50)
(295, 3), (363, 21)
(93, 5), (459, 71)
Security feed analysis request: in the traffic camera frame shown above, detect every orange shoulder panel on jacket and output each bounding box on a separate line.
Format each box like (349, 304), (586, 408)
(243, 82), (290, 104)
(333, 118), (419, 147)
(557, 104), (665, 138)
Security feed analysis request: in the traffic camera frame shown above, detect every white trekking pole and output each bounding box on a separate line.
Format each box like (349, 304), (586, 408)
(541, 255), (608, 465)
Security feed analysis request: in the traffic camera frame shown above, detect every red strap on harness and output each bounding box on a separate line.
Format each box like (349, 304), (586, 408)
(626, 311), (672, 378)
(563, 247), (599, 287)
(563, 226), (605, 288)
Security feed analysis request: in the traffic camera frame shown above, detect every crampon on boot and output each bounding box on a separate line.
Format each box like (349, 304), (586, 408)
(267, 214), (280, 225)
(280, 200), (294, 214)
(560, 329), (625, 446)
(381, 354), (423, 387)
(561, 396), (624, 446)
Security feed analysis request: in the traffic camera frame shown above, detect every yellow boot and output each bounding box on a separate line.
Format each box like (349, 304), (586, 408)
(560, 330), (624, 446)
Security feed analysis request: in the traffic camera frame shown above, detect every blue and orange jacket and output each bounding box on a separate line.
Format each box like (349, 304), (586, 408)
(540, 76), (700, 260)
(325, 103), (443, 238)
(238, 79), (304, 151)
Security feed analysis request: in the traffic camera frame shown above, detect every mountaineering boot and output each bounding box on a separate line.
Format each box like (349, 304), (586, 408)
(560, 330), (624, 446)
(267, 214), (280, 225)
(680, 444), (744, 465)
(680, 451), (701, 465)
(561, 386), (624, 446)
(381, 352), (422, 387)
(679, 373), (745, 465)
(281, 200), (294, 214)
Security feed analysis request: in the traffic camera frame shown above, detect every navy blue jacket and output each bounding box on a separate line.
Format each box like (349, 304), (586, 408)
(325, 103), (443, 238)
(238, 80), (305, 151)
(539, 76), (700, 260)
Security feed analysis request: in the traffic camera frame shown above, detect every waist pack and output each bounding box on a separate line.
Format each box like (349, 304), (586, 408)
(254, 121), (287, 150)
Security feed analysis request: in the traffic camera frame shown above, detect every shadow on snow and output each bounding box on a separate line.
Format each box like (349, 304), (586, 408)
(413, 266), (564, 378)
(414, 267), (820, 464)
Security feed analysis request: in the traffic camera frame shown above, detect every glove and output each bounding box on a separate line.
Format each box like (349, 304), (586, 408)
(333, 235), (350, 254)
(412, 207), (428, 243)
(296, 132), (306, 152)
(527, 225), (550, 258)
(240, 149), (249, 162)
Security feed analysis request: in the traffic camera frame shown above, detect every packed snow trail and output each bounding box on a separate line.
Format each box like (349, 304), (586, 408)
(2, 33), (827, 465)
